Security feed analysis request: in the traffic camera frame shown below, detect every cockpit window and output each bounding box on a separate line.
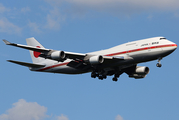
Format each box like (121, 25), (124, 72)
(160, 38), (166, 40)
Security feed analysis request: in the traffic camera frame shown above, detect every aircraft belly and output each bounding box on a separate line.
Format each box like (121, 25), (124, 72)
(51, 65), (88, 74)
(131, 47), (175, 63)
(103, 48), (163, 67)
(131, 49), (162, 63)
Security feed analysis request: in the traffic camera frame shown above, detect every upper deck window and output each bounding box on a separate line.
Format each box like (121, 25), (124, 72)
(160, 37), (166, 40)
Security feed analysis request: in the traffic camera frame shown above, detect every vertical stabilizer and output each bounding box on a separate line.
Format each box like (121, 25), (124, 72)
(26, 37), (45, 63)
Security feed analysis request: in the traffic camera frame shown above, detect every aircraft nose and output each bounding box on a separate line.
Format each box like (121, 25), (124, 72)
(167, 40), (177, 52)
(173, 43), (177, 50)
(169, 40), (177, 49)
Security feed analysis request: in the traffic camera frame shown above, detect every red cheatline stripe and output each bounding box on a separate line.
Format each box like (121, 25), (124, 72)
(37, 44), (177, 71)
(106, 44), (177, 56)
(37, 62), (69, 71)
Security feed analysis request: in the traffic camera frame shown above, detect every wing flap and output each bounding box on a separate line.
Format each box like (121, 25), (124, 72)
(65, 52), (86, 60)
(67, 60), (92, 71)
(7, 60), (45, 68)
(103, 56), (124, 60)
(103, 55), (133, 60)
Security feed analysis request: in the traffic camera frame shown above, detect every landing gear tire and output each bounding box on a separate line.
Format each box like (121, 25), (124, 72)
(91, 72), (97, 78)
(157, 58), (162, 68)
(156, 63), (162, 67)
(112, 73), (121, 82)
(102, 75), (107, 79)
(98, 76), (103, 80)
(91, 71), (107, 80)
(112, 77), (118, 82)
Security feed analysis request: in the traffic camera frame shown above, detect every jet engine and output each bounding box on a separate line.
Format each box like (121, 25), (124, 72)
(129, 66), (150, 79)
(89, 55), (104, 65)
(50, 51), (66, 61)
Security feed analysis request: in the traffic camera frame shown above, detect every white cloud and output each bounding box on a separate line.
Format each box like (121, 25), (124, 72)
(147, 15), (153, 20)
(56, 114), (69, 120)
(0, 99), (125, 120)
(21, 7), (31, 13)
(0, 99), (70, 120)
(28, 21), (42, 33)
(0, 17), (22, 34)
(0, 99), (48, 120)
(115, 115), (124, 120)
(0, 114), (8, 120)
(45, 0), (179, 17)
(52, 0), (179, 10)
(45, 7), (65, 30)
(0, 3), (22, 34)
(0, 3), (10, 13)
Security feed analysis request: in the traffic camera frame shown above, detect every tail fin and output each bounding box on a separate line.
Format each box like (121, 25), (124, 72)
(26, 37), (45, 63)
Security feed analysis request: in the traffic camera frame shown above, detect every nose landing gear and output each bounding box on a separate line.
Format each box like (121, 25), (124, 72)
(156, 58), (162, 67)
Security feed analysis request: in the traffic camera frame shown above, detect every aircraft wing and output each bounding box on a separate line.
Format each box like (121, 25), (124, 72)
(105, 55), (133, 60)
(7, 60), (45, 68)
(61, 53), (127, 61)
(65, 52), (86, 60)
(3, 39), (86, 59)
(3, 39), (132, 63)
(67, 55), (133, 70)
(3, 40), (51, 54)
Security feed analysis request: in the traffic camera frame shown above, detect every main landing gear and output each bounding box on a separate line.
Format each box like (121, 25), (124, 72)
(112, 74), (120, 82)
(91, 71), (121, 82)
(156, 58), (162, 67)
(91, 71), (107, 80)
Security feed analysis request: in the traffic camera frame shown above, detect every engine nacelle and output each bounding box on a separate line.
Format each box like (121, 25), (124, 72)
(135, 66), (150, 75)
(89, 55), (104, 65)
(50, 51), (66, 61)
(129, 66), (150, 79)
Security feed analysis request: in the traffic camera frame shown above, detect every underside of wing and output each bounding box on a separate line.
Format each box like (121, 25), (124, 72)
(66, 54), (132, 72)
(7, 60), (45, 68)
(67, 60), (92, 71)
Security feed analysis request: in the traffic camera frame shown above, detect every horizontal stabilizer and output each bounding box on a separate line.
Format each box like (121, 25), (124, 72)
(7, 60), (45, 68)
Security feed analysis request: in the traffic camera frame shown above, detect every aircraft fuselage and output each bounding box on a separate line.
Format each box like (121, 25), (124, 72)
(33, 37), (177, 74)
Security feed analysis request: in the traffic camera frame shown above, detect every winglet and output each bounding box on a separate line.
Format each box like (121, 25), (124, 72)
(3, 39), (11, 45)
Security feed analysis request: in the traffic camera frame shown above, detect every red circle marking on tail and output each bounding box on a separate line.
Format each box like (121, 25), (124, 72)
(33, 46), (41, 58)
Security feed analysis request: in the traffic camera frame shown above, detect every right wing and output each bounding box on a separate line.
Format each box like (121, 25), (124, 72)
(7, 60), (45, 68)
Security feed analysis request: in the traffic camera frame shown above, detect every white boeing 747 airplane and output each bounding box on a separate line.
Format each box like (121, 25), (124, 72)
(3, 37), (177, 81)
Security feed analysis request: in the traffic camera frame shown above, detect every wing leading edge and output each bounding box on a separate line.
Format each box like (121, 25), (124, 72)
(3, 40), (51, 54)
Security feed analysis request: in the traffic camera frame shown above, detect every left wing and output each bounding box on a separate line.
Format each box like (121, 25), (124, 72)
(3, 39), (86, 60)
(3, 40), (51, 54)
(3, 39), (131, 66)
